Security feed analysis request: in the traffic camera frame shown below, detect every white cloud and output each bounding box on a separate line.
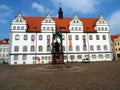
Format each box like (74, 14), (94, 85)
(0, 4), (13, 16)
(108, 10), (120, 34)
(50, 0), (100, 14)
(0, 19), (6, 23)
(0, 4), (10, 10)
(0, 4), (13, 23)
(32, 2), (53, 14)
(32, 2), (45, 13)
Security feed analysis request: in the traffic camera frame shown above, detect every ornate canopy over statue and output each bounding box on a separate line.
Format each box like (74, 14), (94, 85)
(51, 32), (64, 64)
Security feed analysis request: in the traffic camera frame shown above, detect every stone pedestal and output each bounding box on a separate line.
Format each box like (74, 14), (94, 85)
(52, 53), (64, 64)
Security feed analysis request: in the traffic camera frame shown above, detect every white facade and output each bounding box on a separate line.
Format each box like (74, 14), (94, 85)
(0, 39), (9, 62)
(9, 11), (113, 65)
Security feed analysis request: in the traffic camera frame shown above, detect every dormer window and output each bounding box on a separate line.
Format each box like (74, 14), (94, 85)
(17, 26), (20, 30)
(60, 27), (65, 31)
(13, 26), (16, 30)
(33, 27), (36, 30)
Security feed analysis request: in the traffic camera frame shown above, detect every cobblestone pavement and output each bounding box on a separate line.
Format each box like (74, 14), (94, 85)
(0, 61), (120, 90)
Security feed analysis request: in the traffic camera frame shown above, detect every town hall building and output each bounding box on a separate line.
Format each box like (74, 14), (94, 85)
(9, 7), (112, 65)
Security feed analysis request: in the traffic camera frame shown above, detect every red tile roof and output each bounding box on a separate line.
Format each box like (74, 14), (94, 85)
(0, 39), (9, 44)
(24, 17), (44, 32)
(111, 35), (119, 42)
(24, 17), (98, 33)
(80, 18), (98, 33)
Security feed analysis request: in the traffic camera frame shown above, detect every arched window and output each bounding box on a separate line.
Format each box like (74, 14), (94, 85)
(24, 35), (28, 40)
(90, 45), (94, 51)
(92, 55), (96, 59)
(69, 46), (73, 51)
(75, 35), (79, 40)
(31, 46), (35, 51)
(38, 46), (43, 51)
(23, 46), (27, 52)
(103, 35), (106, 40)
(104, 45), (108, 50)
(98, 54), (103, 59)
(47, 45), (51, 51)
(14, 46), (19, 52)
(15, 35), (20, 40)
(76, 45), (80, 51)
(47, 35), (50, 40)
(105, 54), (110, 59)
(62, 46), (65, 51)
(31, 35), (35, 40)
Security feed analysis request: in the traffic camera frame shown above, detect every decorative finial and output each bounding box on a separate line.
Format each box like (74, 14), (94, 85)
(60, 2), (61, 7)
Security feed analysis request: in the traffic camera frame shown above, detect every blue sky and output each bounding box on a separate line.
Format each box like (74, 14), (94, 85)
(0, 0), (120, 39)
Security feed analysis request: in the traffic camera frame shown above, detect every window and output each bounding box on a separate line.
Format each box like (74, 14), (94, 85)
(96, 35), (99, 40)
(13, 26), (16, 29)
(31, 35), (35, 40)
(98, 54), (103, 59)
(105, 27), (107, 30)
(15, 35), (20, 40)
(97, 45), (101, 50)
(23, 46), (27, 52)
(103, 35), (106, 40)
(75, 35), (79, 40)
(83, 45), (87, 51)
(43, 27), (46, 30)
(75, 27), (77, 30)
(69, 46), (73, 51)
(76, 45), (80, 51)
(105, 54), (110, 59)
(51, 27), (54, 30)
(102, 27), (104, 30)
(47, 27), (49, 30)
(39, 35), (42, 40)
(98, 27), (100, 30)
(79, 27), (81, 30)
(47, 45), (51, 51)
(24, 35), (28, 40)
(77, 55), (82, 59)
(47, 35), (50, 40)
(82, 35), (86, 39)
(104, 45), (108, 50)
(70, 55), (74, 59)
(17, 26), (20, 30)
(14, 46), (19, 52)
(14, 55), (18, 60)
(68, 35), (72, 40)
(62, 46), (65, 51)
(89, 35), (93, 40)
(31, 46), (35, 51)
(22, 55), (27, 60)
(62, 35), (65, 40)
(21, 26), (24, 30)
(71, 27), (74, 30)
(38, 46), (42, 51)
(90, 45), (94, 51)
(92, 55), (96, 59)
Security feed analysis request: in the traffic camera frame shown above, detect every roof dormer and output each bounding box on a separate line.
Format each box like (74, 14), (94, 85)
(42, 12), (55, 23)
(69, 13), (83, 32)
(41, 12), (55, 32)
(96, 15), (109, 25)
(95, 14), (109, 32)
(12, 11), (26, 24)
(11, 11), (27, 32)
(70, 13), (83, 25)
